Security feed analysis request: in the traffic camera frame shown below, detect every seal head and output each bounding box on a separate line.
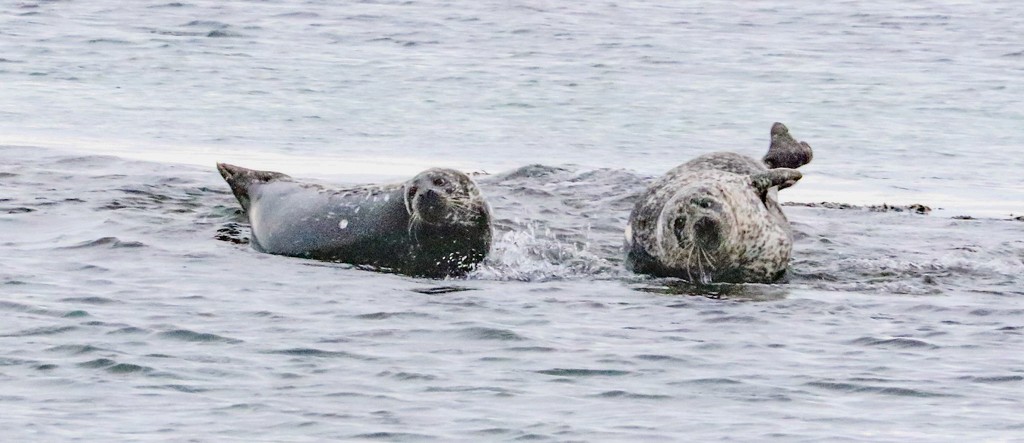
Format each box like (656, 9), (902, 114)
(643, 168), (801, 283)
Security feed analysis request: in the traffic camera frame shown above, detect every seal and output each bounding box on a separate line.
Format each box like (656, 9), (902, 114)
(625, 122), (813, 283)
(217, 163), (492, 278)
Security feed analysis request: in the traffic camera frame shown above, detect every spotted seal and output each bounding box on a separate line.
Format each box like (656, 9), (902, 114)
(625, 122), (813, 283)
(217, 163), (492, 278)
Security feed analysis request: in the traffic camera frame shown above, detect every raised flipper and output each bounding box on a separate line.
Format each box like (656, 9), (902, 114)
(750, 168), (802, 200)
(762, 122), (813, 169)
(216, 163), (291, 212)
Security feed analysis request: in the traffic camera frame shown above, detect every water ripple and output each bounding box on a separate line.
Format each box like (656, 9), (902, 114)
(157, 329), (242, 344)
(805, 381), (954, 398)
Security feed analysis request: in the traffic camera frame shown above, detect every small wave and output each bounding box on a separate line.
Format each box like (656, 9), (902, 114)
(59, 296), (118, 305)
(45, 344), (102, 355)
(349, 432), (437, 441)
(378, 371), (438, 381)
(2, 325), (77, 337)
(805, 380), (953, 398)
(849, 336), (938, 349)
(157, 329), (242, 343)
(505, 346), (557, 352)
(959, 375), (1024, 383)
(106, 363), (152, 374)
(593, 390), (672, 400)
(535, 368), (631, 377)
(355, 311), (433, 320)
(633, 354), (685, 362)
(456, 327), (526, 341)
(679, 378), (744, 385)
(61, 237), (146, 249)
(265, 348), (374, 360)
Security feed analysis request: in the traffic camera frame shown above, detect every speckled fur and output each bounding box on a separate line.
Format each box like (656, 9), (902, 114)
(626, 150), (805, 283)
(217, 164), (491, 278)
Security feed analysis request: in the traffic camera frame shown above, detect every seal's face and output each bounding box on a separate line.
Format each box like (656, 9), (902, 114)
(404, 168), (487, 227)
(655, 183), (739, 284)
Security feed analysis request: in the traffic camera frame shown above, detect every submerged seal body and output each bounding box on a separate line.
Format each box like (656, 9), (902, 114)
(217, 164), (492, 278)
(625, 123), (812, 283)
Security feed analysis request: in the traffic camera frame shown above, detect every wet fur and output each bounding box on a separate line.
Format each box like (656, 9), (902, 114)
(625, 123), (812, 283)
(218, 164), (491, 278)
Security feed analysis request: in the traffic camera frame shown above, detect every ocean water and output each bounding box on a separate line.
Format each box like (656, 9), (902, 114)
(2, 1), (1023, 441)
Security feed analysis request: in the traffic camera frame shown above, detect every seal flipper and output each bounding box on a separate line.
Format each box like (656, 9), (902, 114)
(216, 163), (291, 212)
(750, 168), (802, 201)
(762, 122), (813, 169)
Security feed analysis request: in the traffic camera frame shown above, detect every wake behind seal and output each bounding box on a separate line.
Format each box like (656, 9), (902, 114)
(217, 163), (492, 278)
(625, 122), (813, 283)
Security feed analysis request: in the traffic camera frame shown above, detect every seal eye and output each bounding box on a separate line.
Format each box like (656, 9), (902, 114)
(433, 178), (446, 187)
(693, 198), (714, 209)
(407, 186), (418, 200)
(672, 217), (688, 244)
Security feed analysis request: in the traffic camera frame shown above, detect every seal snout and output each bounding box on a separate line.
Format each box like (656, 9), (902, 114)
(412, 187), (448, 223)
(693, 216), (722, 250)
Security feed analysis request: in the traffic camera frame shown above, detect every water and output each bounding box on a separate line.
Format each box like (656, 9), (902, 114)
(2, 1), (1023, 441)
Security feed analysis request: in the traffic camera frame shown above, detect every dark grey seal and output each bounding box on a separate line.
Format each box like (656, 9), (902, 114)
(625, 122), (813, 283)
(217, 163), (492, 278)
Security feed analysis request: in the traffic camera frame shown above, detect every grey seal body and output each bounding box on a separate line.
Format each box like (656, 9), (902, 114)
(626, 123), (812, 283)
(217, 164), (492, 278)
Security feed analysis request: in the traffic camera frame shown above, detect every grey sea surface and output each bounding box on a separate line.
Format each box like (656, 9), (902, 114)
(2, 0), (1023, 441)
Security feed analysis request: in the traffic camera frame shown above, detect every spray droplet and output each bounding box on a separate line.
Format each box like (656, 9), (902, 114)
(338, 219), (349, 229)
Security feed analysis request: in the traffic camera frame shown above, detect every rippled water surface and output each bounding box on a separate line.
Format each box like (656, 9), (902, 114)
(2, 1), (1023, 441)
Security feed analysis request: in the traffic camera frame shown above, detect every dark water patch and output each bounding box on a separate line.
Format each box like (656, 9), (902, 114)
(61, 237), (146, 249)
(594, 390), (671, 400)
(62, 310), (89, 318)
(350, 432), (437, 441)
(636, 282), (788, 301)
(60, 296), (118, 305)
(265, 348), (374, 360)
(702, 315), (766, 324)
(78, 358), (118, 369)
(512, 433), (550, 441)
(87, 38), (133, 45)
(536, 368), (631, 377)
(157, 329), (241, 343)
(207, 30), (242, 38)
(506, 346), (556, 352)
(0, 300), (60, 315)
(850, 336), (938, 349)
(107, 326), (150, 335)
(2, 325), (77, 337)
(149, 2), (191, 8)
(412, 286), (474, 295)
(378, 371), (438, 381)
(35, 363), (58, 371)
(677, 378), (743, 386)
(107, 363), (152, 374)
(355, 311), (432, 320)
(141, 384), (209, 393)
(456, 327), (526, 341)
(0, 357), (33, 366)
(46, 344), (102, 354)
(959, 375), (1023, 384)
(634, 354), (685, 362)
(424, 386), (513, 395)
(805, 381), (952, 398)
(4, 207), (34, 214)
